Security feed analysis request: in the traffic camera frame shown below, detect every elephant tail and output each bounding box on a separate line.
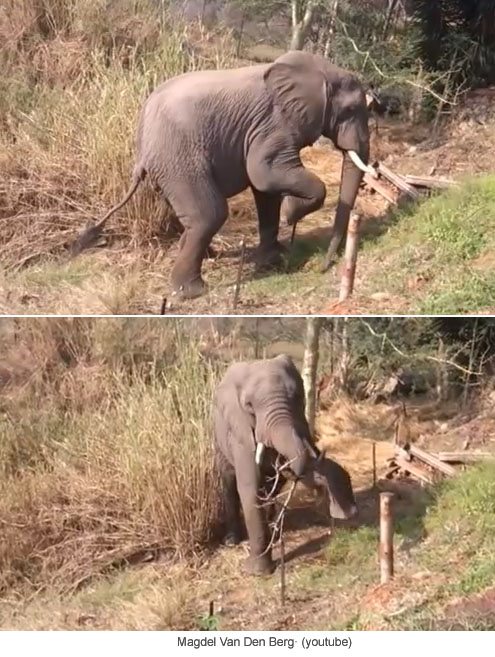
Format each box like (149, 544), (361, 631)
(70, 166), (146, 257)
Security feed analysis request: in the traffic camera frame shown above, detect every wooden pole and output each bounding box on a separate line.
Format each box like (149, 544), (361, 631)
(339, 214), (361, 302)
(379, 492), (394, 584)
(372, 441), (377, 489)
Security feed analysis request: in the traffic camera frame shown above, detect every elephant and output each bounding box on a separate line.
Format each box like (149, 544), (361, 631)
(214, 354), (358, 576)
(72, 50), (375, 299)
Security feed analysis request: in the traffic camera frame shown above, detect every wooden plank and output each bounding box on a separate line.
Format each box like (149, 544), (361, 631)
(403, 175), (457, 189)
(376, 163), (422, 200)
(394, 445), (412, 462)
(408, 444), (457, 477)
(395, 455), (435, 485)
(437, 452), (494, 464)
(363, 172), (398, 204)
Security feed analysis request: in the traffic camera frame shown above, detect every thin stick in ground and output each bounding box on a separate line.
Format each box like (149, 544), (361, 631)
(372, 441), (377, 489)
(232, 239), (246, 311)
(285, 222), (298, 273)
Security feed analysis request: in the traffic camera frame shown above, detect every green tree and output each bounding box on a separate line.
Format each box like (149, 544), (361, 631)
(412, 0), (495, 85)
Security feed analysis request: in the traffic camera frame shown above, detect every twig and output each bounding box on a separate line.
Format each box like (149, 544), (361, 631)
(160, 298), (167, 315)
(337, 20), (459, 106)
(232, 239), (246, 311)
(290, 222), (298, 247)
(260, 480), (298, 556)
(280, 519), (286, 606)
(285, 222), (298, 273)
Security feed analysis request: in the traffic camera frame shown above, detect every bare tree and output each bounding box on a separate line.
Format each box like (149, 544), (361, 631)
(290, 0), (318, 50)
(302, 317), (324, 434)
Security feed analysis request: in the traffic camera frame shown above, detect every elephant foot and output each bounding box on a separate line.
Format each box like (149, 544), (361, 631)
(242, 554), (276, 577)
(223, 530), (241, 547)
(321, 252), (337, 273)
(321, 244), (341, 273)
(172, 276), (207, 300)
(254, 242), (287, 272)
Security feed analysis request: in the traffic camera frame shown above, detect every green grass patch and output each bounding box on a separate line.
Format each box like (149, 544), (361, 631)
(419, 270), (495, 315)
(362, 176), (495, 314)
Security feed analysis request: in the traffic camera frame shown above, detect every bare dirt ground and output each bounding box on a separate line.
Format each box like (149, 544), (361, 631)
(3, 90), (495, 316)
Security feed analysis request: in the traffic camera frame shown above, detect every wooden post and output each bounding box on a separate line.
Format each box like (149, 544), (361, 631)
(379, 492), (394, 584)
(339, 214), (361, 302)
(372, 442), (377, 489)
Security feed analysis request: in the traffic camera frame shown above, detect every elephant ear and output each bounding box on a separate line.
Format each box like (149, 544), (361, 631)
(264, 61), (327, 144)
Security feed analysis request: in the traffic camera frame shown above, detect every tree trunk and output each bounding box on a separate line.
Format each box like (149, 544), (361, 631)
(336, 317), (350, 391)
(236, 10), (246, 58)
(435, 338), (448, 403)
(382, 0), (399, 41)
(290, 0), (317, 51)
(324, 0), (340, 58)
(302, 317), (324, 435)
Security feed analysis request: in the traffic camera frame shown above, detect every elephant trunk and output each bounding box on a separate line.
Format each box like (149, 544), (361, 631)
(321, 147), (368, 272)
(257, 407), (308, 478)
(303, 456), (358, 520)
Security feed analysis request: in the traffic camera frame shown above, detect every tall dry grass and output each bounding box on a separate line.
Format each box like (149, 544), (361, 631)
(0, 0), (236, 267)
(0, 318), (223, 595)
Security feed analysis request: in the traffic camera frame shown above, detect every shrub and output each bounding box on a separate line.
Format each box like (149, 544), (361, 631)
(0, 319), (223, 594)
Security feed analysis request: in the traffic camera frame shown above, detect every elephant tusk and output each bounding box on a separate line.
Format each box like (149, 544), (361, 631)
(255, 442), (265, 465)
(348, 150), (378, 178)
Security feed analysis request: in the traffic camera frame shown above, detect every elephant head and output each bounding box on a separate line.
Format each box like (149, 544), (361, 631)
(264, 51), (374, 269)
(243, 355), (309, 479)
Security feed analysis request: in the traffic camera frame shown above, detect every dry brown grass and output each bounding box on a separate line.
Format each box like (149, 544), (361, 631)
(0, 318), (223, 596)
(0, 0), (236, 269)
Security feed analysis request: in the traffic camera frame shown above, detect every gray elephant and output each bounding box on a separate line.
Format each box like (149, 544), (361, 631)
(73, 50), (373, 299)
(214, 354), (358, 576)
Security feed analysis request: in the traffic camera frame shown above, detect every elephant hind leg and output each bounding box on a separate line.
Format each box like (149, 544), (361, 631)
(167, 178), (228, 299)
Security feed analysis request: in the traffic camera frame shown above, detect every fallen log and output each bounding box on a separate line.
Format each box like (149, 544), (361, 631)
(395, 445), (412, 462)
(437, 452), (494, 464)
(403, 174), (457, 190)
(407, 444), (457, 477)
(384, 463), (401, 479)
(374, 163), (422, 200)
(363, 171), (398, 204)
(395, 455), (435, 485)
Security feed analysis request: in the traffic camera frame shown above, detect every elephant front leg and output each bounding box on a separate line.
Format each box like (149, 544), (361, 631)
(234, 446), (276, 576)
(221, 462), (243, 546)
(248, 151), (326, 230)
(251, 188), (285, 271)
(261, 469), (286, 544)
